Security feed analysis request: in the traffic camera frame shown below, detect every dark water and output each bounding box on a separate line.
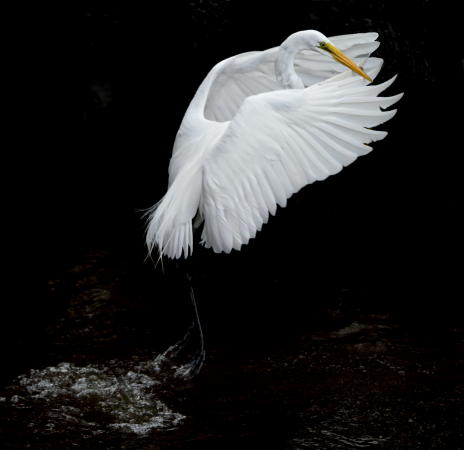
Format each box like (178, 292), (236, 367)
(1, 250), (463, 449)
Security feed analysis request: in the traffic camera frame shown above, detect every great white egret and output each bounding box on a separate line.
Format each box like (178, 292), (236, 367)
(146, 30), (402, 259)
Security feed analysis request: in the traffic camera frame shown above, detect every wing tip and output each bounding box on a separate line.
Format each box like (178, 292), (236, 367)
(394, 92), (405, 103)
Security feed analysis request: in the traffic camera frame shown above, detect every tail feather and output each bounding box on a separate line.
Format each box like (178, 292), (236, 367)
(146, 168), (202, 259)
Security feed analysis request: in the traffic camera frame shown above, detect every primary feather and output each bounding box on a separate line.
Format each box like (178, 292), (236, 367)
(145, 31), (402, 259)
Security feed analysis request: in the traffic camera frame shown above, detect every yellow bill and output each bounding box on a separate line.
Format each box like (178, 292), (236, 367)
(323, 42), (372, 82)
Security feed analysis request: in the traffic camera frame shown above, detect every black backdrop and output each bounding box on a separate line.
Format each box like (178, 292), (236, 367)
(4, 0), (462, 370)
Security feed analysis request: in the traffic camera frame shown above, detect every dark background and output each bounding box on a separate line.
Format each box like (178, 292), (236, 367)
(4, 0), (463, 373)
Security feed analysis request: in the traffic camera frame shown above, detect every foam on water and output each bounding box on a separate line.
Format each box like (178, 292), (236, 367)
(9, 359), (185, 436)
(3, 281), (207, 437)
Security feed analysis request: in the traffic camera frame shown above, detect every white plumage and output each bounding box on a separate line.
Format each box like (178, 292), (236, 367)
(146, 30), (402, 259)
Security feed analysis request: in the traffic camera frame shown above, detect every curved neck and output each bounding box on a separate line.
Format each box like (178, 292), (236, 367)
(275, 31), (320, 89)
(275, 48), (303, 89)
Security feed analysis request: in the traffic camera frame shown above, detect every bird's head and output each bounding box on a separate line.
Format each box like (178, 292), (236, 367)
(277, 30), (374, 88)
(315, 33), (372, 82)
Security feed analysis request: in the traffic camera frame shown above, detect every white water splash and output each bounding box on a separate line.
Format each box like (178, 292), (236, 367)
(13, 361), (185, 435)
(6, 286), (205, 436)
(149, 287), (206, 381)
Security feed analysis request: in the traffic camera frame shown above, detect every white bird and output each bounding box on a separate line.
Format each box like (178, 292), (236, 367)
(146, 30), (402, 259)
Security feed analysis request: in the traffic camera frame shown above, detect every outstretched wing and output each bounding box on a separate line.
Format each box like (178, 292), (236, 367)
(200, 71), (403, 253)
(204, 32), (382, 122)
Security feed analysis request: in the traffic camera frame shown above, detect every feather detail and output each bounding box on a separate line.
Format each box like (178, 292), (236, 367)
(200, 72), (402, 253)
(145, 32), (402, 259)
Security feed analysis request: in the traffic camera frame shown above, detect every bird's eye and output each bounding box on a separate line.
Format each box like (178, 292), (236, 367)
(319, 42), (334, 54)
